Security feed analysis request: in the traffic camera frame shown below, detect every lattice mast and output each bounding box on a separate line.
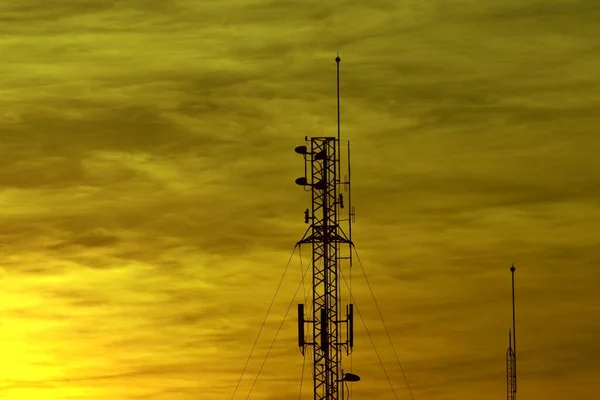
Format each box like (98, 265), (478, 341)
(295, 55), (359, 400)
(506, 265), (517, 400)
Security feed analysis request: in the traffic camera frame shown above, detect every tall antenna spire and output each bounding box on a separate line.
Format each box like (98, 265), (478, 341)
(511, 264), (517, 393)
(506, 264), (517, 400)
(335, 54), (342, 180)
(336, 54), (341, 146)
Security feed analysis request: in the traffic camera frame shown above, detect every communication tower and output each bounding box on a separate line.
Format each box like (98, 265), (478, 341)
(506, 265), (517, 400)
(294, 55), (360, 400)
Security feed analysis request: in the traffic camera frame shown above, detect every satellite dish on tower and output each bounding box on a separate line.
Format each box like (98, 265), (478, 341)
(343, 373), (361, 382)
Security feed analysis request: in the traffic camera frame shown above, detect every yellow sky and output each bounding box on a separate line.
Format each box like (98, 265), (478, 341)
(1, 0), (599, 399)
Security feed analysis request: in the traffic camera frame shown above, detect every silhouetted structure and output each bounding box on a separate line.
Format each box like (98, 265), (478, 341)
(295, 55), (359, 400)
(506, 265), (517, 400)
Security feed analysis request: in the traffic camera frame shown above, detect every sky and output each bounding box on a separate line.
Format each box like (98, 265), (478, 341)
(1, 0), (599, 399)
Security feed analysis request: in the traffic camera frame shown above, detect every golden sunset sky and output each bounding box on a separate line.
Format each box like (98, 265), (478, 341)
(1, 0), (599, 399)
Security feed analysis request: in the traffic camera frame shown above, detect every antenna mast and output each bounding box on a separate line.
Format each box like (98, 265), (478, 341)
(506, 265), (517, 400)
(295, 55), (359, 400)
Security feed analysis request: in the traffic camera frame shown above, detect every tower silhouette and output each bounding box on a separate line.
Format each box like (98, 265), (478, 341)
(295, 55), (359, 400)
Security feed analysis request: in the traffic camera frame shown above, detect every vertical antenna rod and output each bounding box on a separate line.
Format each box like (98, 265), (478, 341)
(294, 55), (359, 400)
(511, 264), (517, 393)
(336, 54), (341, 165)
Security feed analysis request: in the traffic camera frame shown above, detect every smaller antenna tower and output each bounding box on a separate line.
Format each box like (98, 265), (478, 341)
(506, 265), (517, 400)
